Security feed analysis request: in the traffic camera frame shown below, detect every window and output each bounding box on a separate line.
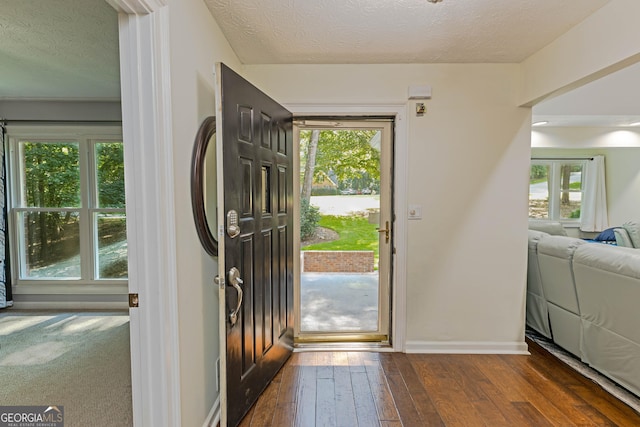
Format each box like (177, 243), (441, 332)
(8, 127), (127, 283)
(529, 159), (585, 221)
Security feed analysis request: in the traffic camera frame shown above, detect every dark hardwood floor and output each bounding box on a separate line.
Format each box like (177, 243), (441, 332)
(238, 339), (640, 426)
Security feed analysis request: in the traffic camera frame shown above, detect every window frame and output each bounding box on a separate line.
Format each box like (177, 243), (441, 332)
(529, 158), (587, 224)
(6, 125), (127, 286)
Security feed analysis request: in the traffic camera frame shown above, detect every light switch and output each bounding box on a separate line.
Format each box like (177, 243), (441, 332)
(408, 205), (422, 220)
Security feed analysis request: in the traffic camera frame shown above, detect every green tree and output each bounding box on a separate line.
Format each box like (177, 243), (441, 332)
(300, 129), (380, 198)
(24, 142), (80, 208)
(23, 142), (80, 261)
(300, 130), (319, 205)
(530, 165), (547, 181)
(21, 141), (126, 266)
(96, 142), (126, 208)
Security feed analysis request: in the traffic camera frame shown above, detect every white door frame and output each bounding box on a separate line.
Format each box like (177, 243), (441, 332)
(294, 119), (393, 342)
(287, 104), (408, 352)
(107, 1), (181, 426)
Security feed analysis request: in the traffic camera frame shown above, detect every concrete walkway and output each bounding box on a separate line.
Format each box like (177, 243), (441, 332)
(300, 272), (378, 332)
(301, 195), (381, 332)
(310, 195), (380, 216)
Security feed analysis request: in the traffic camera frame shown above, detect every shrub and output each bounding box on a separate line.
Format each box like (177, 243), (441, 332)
(311, 187), (338, 196)
(300, 198), (321, 240)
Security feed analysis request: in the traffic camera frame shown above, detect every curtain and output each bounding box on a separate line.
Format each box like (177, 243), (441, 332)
(581, 155), (608, 232)
(0, 124), (11, 309)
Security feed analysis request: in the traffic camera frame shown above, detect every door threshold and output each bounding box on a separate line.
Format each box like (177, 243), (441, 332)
(294, 340), (393, 352)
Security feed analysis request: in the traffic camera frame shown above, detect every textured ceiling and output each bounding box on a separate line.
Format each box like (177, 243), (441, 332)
(204, 0), (610, 64)
(0, 0), (120, 100)
(1, 0), (637, 127)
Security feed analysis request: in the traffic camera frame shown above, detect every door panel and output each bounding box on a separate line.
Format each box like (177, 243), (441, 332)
(216, 63), (293, 426)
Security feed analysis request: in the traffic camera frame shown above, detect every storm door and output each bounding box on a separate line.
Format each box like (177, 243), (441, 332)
(295, 119), (393, 343)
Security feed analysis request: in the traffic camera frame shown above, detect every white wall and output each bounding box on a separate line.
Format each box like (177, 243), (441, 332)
(0, 100), (122, 122)
(520, 0), (640, 106)
(532, 127), (640, 226)
(144, 0), (640, 423)
(245, 64), (532, 352)
(166, 0), (241, 424)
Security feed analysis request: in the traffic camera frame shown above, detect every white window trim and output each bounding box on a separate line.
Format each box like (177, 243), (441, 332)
(6, 125), (126, 287)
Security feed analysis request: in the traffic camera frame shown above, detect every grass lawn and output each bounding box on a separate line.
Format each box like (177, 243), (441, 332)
(302, 215), (379, 266)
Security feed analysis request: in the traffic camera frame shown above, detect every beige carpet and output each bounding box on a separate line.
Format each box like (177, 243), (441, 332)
(0, 310), (133, 427)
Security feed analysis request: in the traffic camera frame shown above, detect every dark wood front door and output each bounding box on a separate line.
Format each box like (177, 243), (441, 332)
(217, 63), (294, 426)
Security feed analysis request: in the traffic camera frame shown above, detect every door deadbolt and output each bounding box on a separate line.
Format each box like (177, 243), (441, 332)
(226, 210), (240, 238)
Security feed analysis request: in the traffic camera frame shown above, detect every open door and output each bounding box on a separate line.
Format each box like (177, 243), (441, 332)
(216, 63), (294, 426)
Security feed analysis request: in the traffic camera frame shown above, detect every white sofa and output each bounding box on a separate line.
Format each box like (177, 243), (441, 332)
(526, 230), (552, 338)
(528, 220), (568, 237)
(573, 244), (640, 397)
(525, 221), (568, 338)
(537, 235), (587, 357)
(526, 229), (640, 397)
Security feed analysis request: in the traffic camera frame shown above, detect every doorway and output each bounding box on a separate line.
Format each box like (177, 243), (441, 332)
(294, 118), (394, 343)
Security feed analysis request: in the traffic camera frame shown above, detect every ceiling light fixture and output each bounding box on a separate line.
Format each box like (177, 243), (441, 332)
(532, 121), (549, 127)
(628, 121), (640, 127)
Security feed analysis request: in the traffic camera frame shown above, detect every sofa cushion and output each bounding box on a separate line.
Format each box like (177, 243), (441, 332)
(614, 228), (634, 248)
(574, 244), (640, 279)
(538, 235), (586, 260)
(622, 220), (640, 248)
(528, 220), (567, 236)
(538, 235), (586, 318)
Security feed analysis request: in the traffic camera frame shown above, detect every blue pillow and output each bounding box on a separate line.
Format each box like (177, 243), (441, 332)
(594, 227), (617, 242)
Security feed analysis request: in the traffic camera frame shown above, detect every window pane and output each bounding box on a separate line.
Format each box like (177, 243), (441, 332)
(529, 164), (549, 219)
(21, 142), (80, 207)
(96, 213), (128, 279)
(20, 211), (81, 279)
(559, 164), (582, 219)
(95, 142), (126, 208)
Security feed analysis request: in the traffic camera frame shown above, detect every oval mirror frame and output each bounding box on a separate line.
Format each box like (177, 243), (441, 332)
(191, 115), (218, 256)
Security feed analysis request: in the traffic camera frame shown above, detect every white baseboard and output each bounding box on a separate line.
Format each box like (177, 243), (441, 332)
(203, 397), (220, 427)
(405, 340), (529, 355)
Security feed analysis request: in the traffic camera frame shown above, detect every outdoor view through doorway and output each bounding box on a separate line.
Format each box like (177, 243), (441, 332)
(296, 119), (393, 342)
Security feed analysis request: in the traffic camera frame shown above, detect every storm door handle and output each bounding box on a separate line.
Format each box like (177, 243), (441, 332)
(377, 221), (390, 243)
